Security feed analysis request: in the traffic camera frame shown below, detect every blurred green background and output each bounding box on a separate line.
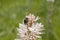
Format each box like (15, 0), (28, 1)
(0, 0), (60, 40)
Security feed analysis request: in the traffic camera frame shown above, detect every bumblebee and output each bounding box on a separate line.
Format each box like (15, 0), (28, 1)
(24, 18), (33, 27)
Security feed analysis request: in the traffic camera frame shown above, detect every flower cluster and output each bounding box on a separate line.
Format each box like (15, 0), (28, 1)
(15, 14), (44, 40)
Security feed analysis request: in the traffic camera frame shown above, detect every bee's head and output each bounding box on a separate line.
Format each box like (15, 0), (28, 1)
(24, 18), (28, 24)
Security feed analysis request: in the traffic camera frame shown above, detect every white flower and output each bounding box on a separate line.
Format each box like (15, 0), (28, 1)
(47, 0), (54, 2)
(15, 14), (45, 40)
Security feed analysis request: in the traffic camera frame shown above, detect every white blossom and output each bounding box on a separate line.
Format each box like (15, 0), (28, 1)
(47, 0), (54, 2)
(15, 14), (45, 40)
